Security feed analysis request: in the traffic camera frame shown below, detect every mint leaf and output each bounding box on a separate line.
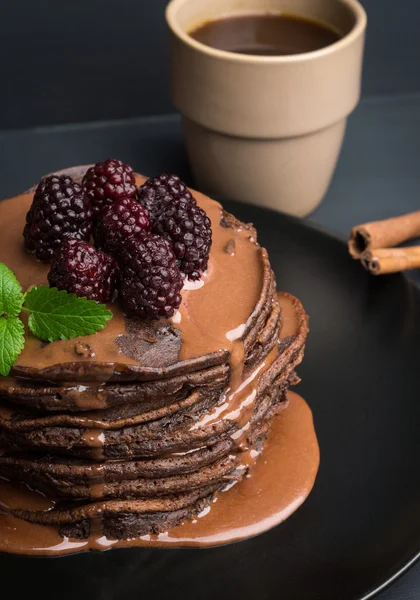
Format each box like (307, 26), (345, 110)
(24, 286), (112, 342)
(0, 263), (24, 318)
(0, 317), (25, 376)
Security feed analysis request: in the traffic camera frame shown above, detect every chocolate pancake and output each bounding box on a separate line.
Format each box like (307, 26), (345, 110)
(9, 390), (290, 540)
(1, 167), (274, 383)
(0, 295), (304, 458)
(0, 166), (310, 544)
(0, 272), (280, 413)
(1, 293), (306, 539)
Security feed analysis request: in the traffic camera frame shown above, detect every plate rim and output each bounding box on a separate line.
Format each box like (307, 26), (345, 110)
(225, 200), (420, 600)
(1, 196), (419, 600)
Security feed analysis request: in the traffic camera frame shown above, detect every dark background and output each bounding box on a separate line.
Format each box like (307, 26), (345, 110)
(0, 0), (419, 130)
(0, 1), (420, 599)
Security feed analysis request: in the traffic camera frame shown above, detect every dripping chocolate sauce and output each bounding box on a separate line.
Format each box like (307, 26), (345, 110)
(0, 392), (318, 555)
(0, 174), (319, 555)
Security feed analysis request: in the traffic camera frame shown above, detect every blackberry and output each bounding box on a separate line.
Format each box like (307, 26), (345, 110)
(48, 239), (118, 303)
(153, 200), (212, 280)
(119, 233), (183, 319)
(24, 175), (94, 262)
(95, 197), (150, 255)
(138, 174), (194, 223)
(82, 158), (137, 218)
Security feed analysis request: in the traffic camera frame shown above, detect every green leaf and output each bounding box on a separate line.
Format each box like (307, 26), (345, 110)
(0, 263), (24, 318)
(0, 317), (25, 376)
(24, 286), (113, 342)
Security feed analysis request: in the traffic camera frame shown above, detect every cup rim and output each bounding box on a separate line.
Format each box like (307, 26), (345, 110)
(166, 0), (366, 63)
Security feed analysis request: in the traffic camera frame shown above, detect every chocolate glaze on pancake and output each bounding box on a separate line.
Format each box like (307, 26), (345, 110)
(0, 392), (318, 553)
(0, 166), (319, 554)
(2, 169), (269, 382)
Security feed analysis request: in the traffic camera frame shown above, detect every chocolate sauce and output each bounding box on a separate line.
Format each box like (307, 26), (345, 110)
(189, 13), (341, 56)
(0, 171), (318, 555)
(71, 385), (107, 410)
(0, 292), (315, 554)
(0, 176), (263, 379)
(81, 429), (105, 461)
(0, 392), (319, 555)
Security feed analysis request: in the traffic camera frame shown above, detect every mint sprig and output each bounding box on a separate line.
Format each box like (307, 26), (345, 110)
(0, 263), (24, 318)
(0, 263), (113, 375)
(24, 286), (113, 342)
(0, 318), (25, 377)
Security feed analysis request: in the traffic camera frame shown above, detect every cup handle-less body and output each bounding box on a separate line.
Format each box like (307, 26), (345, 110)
(167, 0), (366, 216)
(182, 117), (347, 217)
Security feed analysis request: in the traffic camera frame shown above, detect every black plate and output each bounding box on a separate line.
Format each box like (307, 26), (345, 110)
(2, 201), (420, 600)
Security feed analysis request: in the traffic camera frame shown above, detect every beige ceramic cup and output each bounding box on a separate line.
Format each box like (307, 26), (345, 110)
(166, 0), (366, 216)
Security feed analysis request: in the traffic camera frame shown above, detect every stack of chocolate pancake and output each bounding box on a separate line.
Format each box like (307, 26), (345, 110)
(0, 167), (308, 543)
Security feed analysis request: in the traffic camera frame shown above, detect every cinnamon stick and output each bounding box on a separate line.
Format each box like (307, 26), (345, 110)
(361, 246), (420, 275)
(348, 211), (420, 259)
